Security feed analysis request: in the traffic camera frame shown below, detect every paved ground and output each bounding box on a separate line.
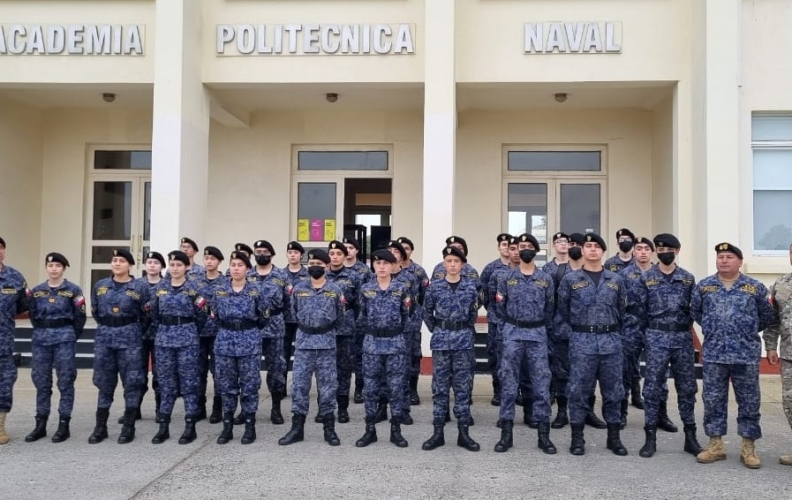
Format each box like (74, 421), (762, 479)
(1, 371), (790, 499)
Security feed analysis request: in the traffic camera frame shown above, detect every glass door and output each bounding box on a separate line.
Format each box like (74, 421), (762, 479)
(291, 178), (344, 259)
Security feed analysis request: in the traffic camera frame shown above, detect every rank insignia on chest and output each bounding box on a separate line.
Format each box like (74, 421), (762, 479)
(701, 285), (719, 293)
(58, 291), (73, 298)
(606, 282), (620, 291)
(33, 291), (48, 298)
(572, 281), (588, 290)
(125, 291), (141, 300)
(96, 287), (108, 296)
(645, 279), (659, 287)
(156, 290), (168, 296)
(364, 290), (377, 298)
(740, 284), (757, 295)
(506, 279), (518, 286)
(296, 291), (311, 298)
(535, 280), (548, 288)
(1, 287), (17, 295)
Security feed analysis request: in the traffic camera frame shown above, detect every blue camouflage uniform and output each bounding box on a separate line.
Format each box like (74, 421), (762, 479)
(691, 274), (777, 440)
(210, 280), (272, 415)
(0, 264), (28, 413)
(91, 277), (151, 410)
(481, 258), (510, 392)
(638, 265), (697, 427)
(392, 268), (421, 410)
(290, 280), (345, 417)
(495, 267), (555, 422)
(543, 259), (573, 399)
(347, 261), (372, 390)
(403, 261), (429, 381)
(605, 255), (635, 274)
(28, 280), (86, 418)
(194, 273), (227, 404)
(358, 278), (411, 421)
(326, 266), (360, 401)
(150, 279), (209, 417)
(140, 278), (161, 407)
(247, 267), (290, 401)
(556, 269), (626, 425)
(424, 277), (479, 424)
(284, 266), (309, 370)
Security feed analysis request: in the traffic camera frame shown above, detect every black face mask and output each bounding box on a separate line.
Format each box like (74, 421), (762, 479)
(255, 254), (272, 266)
(657, 252), (676, 266)
(568, 247), (583, 261)
(618, 240), (634, 253)
(519, 249), (537, 264)
(307, 266), (326, 279)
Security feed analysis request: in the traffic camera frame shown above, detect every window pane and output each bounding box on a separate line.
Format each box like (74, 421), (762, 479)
(297, 151), (388, 171)
(752, 116), (792, 142)
(507, 183), (547, 244)
(94, 150), (152, 170)
(560, 184), (601, 235)
(508, 151), (601, 172)
(297, 183), (336, 241)
(753, 149), (792, 190)
(754, 190), (792, 251)
(92, 182), (132, 240)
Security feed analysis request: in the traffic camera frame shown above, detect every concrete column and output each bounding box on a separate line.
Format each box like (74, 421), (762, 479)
(150, 0), (210, 254)
(421, 0), (456, 266)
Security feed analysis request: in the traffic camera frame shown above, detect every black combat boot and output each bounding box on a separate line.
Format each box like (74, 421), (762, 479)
(117, 408), (137, 444)
(657, 401), (679, 433)
(355, 418), (378, 448)
(390, 418), (408, 448)
(155, 393), (162, 417)
(25, 415), (48, 442)
(457, 420), (480, 452)
(374, 401), (388, 423)
(271, 394), (285, 425)
(620, 399), (629, 430)
(209, 396), (223, 424)
(118, 406), (142, 424)
(538, 422), (557, 455)
(322, 415), (341, 446)
(585, 396), (607, 429)
(606, 423), (628, 456)
(353, 379), (364, 404)
(401, 409), (414, 426)
(631, 379), (644, 409)
(234, 410), (245, 426)
(494, 419), (513, 452)
(569, 424), (586, 455)
(683, 424), (703, 456)
(278, 414), (305, 446)
(179, 415), (197, 445)
(422, 421), (445, 451)
(523, 400), (538, 429)
(409, 376), (420, 405)
(195, 395), (207, 422)
(241, 413), (256, 445)
(51, 416), (71, 443)
(216, 412), (234, 445)
(551, 396), (569, 429)
(337, 395), (350, 424)
(88, 408), (109, 444)
(491, 377), (501, 406)
(639, 425), (657, 458)
(516, 390), (524, 407)
(151, 413), (171, 444)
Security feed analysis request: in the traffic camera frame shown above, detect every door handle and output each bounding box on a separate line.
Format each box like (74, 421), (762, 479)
(138, 234), (143, 264)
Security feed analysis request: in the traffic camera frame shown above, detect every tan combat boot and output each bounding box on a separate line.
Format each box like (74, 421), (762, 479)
(780, 454), (792, 466)
(696, 435), (727, 463)
(0, 412), (9, 444)
(740, 438), (761, 469)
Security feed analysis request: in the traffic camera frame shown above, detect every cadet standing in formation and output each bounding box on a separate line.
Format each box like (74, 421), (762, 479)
(396, 236), (429, 407)
(195, 246), (227, 424)
(480, 233), (512, 406)
(25, 252), (86, 443)
(343, 237), (371, 404)
(283, 241), (308, 373)
(135, 251), (164, 423)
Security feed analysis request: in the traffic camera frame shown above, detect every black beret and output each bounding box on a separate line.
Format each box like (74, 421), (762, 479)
(445, 235), (468, 256)
(168, 250), (190, 266)
(583, 233), (607, 251)
(234, 242), (254, 257)
(253, 240), (276, 255)
(508, 236), (519, 246)
(145, 251), (166, 268)
(634, 237), (655, 252)
(442, 246), (468, 263)
(0, 236), (5, 248)
(569, 233), (586, 245)
(286, 241), (305, 254)
(112, 248), (135, 266)
(307, 249), (331, 264)
(517, 233), (541, 252)
(496, 233), (512, 243)
(45, 252), (69, 267)
(180, 237), (199, 252)
(328, 240), (349, 256)
(396, 236), (414, 250)
(552, 232), (570, 243)
(387, 240), (408, 261)
(203, 246), (224, 261)
(371, 249), (396, 263)
(342, 237), (361, 251)
(653, 233), (680, 250)
(229, 250), (252, 268)
(615, 228), (635, 241)
(715, 242), (743, 259)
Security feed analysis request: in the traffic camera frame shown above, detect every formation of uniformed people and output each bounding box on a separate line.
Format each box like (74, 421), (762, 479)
(0, 231), (788, 468)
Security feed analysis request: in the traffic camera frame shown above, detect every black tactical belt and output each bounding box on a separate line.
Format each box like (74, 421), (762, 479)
(625, 305), (641, 316)
(96, 316), (138, 327)
(219, 319), (258, 331)
(571, 324), (619, 334)
(648, 321), (690, 332)
(270, 307), (284, 316)
(160, 316), (195, 326)
(368, 328), (403, 338)
(299, 324), (335, 335)
(505, 317), (545, 329)
(32, 318), (73, 329)
(434, 320), (468, 330)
